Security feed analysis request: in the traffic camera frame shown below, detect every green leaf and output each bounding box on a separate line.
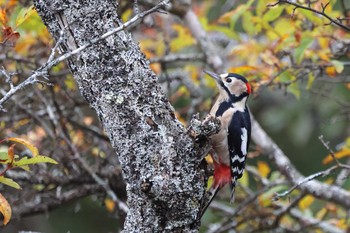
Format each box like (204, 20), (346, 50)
(294, 36), (314, 64)
(15, 5), (36, 27)
(229, 0), (255, 30)
(13, 156), (58, 167)
(0, 177), (21, 189)
(306, 72), (315, 90)
(288, 82), (301, 99)
(263, 6), (284, 22)
(18, 165), (30, 172)
(331, 60), (344, 74)
(278, 70), (294, 83)
(242, 12), (255, 35)
(0, 152), (9, 162)
(299, 9), (323, 26)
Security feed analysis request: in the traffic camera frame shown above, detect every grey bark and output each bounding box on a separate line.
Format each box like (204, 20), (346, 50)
(33, 0), (213, 232)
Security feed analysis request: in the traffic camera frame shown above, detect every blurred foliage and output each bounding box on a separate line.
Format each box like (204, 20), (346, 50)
(0, 0), (350, 232)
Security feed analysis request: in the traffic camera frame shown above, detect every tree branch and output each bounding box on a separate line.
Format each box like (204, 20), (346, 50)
(268, 0), (350, 32)
(251, 115), (350, 208)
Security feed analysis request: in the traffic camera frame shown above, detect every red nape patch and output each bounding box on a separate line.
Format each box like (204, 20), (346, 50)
(246, 83), (252, 95)
(213, 163), (231, 188)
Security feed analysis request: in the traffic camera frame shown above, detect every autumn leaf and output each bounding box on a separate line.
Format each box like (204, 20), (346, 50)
(325, 66), (337, 77)
(257, 161), (271, 178)
(322, 148), (350, 164)
(170, 24), (195, 52)
(298, 195), (314, 210)
(1, 26), (20, 44)
(104, 198), (116, 213)
(0, 193), (11, 225)
(5, 137), (39, 157)
(7, 144), (15, 161)
(0, 8), (7, 26)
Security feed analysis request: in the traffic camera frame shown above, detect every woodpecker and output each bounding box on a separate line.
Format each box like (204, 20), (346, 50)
(201, 70), (251, 216)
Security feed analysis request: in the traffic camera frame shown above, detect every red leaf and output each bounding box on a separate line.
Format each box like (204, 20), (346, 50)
(2, 26), (20, 45)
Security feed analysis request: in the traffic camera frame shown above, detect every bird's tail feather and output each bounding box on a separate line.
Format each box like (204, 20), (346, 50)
(199, 184), (220, 218)
(230, 176), (237, 203)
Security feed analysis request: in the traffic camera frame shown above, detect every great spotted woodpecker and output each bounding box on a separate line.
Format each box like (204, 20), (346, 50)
(201, 70), (251, 216)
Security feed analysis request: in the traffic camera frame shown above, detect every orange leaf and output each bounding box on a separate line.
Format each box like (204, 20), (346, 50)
(294, 31), (301, 43)
(0, 193), (11, 225)
(6, 137), (39, 157)
(325, 66), (336, 77)
(0, 8), (7, 26)
(104, 198), (115, 213)
(228, 66), (258, 73)
(322, 148), (350, 165)
(7, 144), (15, 161)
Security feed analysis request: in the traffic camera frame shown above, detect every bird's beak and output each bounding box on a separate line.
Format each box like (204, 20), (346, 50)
(204, 70), (221, 83)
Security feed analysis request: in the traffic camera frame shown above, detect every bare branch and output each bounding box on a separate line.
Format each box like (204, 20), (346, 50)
(251, 115), (350, 208)
(268, 0), (350, 32)
(0, 0), (170, 110)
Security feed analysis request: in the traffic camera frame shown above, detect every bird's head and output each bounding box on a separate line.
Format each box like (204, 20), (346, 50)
(204, 70), (251, 101)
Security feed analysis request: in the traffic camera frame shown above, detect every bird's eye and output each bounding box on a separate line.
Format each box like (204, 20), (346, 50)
(226, 78), (232, 83)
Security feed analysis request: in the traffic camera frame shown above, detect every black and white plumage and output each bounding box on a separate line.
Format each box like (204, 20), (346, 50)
(200, 70), (251, 217)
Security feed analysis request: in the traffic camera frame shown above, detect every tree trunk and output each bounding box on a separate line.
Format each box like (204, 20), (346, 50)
(34, 0), (207, 232)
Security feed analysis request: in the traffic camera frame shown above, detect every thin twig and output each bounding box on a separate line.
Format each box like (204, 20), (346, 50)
(0, 0), (169, 110)
(267, 0), (350, 32)
(318, 135), (340, 166)
(274, 165), (338, 199)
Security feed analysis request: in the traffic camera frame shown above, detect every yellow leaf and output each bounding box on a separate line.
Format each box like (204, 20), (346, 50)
(322, 148), (350, 165)
(0, 193), (11, 225)
(257, 161), (270, 178)
(121, 8), (132, 22)
(0, 8), (7, 26)
(238, 170), (249, 187)
(217, 0), (254, 24)
(6, 137), (39, 156)
(298, 195), (314, 210)
(336, 219), (347, 229)
(15, 5), (36, 28)
(318, 37), (329, 49)
(315, 207), (327, 220)
(258, 193), (272, 207)
(206, 176), (214, 191)
(104, 198), (115, 213)
(317, 51), (330, 61)
(205, 155), (213, 164)
(170, 24), (195, 52)
(228, 66), (258, 74)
